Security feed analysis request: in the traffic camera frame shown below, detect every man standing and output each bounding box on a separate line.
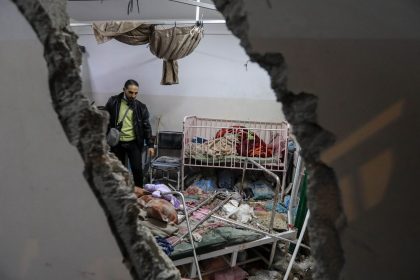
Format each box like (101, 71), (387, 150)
(105, 79), (155, 187)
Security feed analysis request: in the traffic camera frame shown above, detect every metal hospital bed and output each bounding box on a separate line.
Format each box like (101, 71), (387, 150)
(164, 116), (310, 279)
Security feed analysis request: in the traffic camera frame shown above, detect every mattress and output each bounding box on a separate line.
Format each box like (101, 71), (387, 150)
(170, 226), (263, 260)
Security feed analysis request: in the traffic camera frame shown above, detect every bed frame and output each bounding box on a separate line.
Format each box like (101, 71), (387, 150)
(176, 116), (308, 279)
(173, 230), (297, 278)
(171, 152), (306, 279)
(181, 116), (289, 189)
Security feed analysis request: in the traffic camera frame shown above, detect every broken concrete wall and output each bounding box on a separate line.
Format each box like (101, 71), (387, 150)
(214, 0), (420, 279)
(0, 0), (130, 279)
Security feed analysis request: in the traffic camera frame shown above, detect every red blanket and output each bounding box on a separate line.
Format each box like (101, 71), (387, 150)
(215, 126), (272, 158)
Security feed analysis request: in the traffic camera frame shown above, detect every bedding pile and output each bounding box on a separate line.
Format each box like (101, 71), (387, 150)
(185, 126), (286, 162)
(134, 177), (290, 259)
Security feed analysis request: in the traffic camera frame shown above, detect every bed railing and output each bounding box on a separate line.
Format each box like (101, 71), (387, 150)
(181, 116), (289, 189)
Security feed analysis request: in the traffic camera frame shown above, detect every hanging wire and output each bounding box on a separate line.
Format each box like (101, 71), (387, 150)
(127, 0), (132, 14)
(266, 0), (272, 9)
(127, 0), (140, 15)
(244, 60), (250, 71)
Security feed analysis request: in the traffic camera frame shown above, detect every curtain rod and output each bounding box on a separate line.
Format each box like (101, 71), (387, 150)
(70, 19), (226, 27)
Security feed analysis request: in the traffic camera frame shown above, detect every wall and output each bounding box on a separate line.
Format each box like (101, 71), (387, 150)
(244, 0), (420, 279)
(0, 0), (131, 279)
(75, 26), (285, 132)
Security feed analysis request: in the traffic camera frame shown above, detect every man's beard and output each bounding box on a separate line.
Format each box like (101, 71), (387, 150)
(124, 94), (134, 103)
(127, 99), (135, 107)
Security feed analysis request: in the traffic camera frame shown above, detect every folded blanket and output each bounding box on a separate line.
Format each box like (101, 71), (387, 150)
(185, 134), (237, 159)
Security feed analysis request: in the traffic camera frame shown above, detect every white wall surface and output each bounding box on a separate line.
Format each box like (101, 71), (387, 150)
(76, 27), (284, 132)
(0, 0), (131, 279)
(141, 95), (284, 132)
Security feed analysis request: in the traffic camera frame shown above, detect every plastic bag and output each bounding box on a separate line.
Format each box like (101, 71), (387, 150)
(265, 201), (287, 213)
(265, 195), (291, 214)
(232, 204), (255, 224)
(251, 180), (274, 200)
(226, 203), (255, 224)
(191, 176), (217, 192)
(222, 200), (240, 216)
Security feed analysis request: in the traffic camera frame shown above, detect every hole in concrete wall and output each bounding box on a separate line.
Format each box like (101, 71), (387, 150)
(10, 0), (347, 279)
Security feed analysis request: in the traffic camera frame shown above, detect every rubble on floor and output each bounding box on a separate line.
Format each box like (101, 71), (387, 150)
(142, 164), (312, 279)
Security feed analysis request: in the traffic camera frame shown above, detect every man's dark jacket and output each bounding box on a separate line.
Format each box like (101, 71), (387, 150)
(105, 92), (153, 148)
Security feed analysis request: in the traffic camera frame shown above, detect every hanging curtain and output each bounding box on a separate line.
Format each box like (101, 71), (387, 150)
(92, 21), (152, 45)
(149, 25), (204, 85)
(92, 21), (203, 85)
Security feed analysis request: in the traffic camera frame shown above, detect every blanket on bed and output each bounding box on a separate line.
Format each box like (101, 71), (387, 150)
(185, 126), (285, 160)
(216, 126), (272, 158)
(185, 134), (237, 160)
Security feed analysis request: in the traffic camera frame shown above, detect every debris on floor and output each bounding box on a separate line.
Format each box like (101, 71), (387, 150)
(141, 161), (312, 280)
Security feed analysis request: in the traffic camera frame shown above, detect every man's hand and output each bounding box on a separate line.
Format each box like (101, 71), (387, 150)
(148, 147), (155, 158)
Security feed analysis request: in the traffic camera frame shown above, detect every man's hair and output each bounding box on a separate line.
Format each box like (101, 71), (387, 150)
(124, 79), (139, 89)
